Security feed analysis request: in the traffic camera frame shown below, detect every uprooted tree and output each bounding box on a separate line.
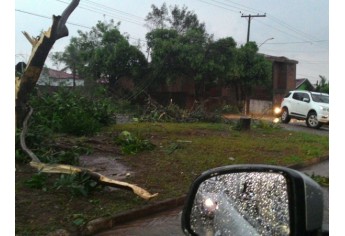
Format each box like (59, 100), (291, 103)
(15, 0), (157, 200)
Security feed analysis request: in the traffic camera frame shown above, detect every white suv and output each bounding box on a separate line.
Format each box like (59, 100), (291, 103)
(277, 90), (329, 129)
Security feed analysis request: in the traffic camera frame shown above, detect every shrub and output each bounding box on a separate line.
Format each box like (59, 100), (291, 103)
(53, 172), (102, 197)
(29, 87), (116, 136)
(115, 131), (156, 155)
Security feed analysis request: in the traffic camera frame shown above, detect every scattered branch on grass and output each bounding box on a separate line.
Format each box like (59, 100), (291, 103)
(30, 161), (158, 200)
(20, 107), (158, 200)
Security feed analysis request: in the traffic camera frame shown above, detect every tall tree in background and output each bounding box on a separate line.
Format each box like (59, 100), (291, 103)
(145, 3), (169, 30)
(234, 42), (272, 112)
(204, 37), (238, 89)
(145, 3), (212, 98)
(169, 5), (206, 34)
(53, 20), (148, 94)
(51, 37), (82, 87)
(315, 75), (329, 93)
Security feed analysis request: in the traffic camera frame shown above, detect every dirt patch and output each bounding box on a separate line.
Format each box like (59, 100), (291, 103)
(79, 155), (133, 181)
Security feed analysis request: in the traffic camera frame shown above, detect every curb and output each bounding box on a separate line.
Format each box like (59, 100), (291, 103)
(82, 195), (187, 236)
(79, 155), (329, 235)
(287, 155), (329, 170)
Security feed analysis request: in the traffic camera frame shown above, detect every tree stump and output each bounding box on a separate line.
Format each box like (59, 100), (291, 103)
(239, 116), (251, 130)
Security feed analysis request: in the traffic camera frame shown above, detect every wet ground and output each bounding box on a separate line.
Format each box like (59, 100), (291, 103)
(96, 160), (329, 236)
(90, 118), (329, 235)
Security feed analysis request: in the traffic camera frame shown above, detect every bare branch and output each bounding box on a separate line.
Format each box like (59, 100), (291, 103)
(22, 31), (37, 46)
(30, 161), (158, 200)
(20, 107), (41, 162)
(56, 0), (80, 38)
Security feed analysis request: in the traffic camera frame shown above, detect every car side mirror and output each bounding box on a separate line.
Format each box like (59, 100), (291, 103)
(181, 164), (324, 236)
(303, 98), (310, 102)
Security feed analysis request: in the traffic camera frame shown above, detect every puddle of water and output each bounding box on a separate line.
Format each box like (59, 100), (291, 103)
(79, 155), (133, 182)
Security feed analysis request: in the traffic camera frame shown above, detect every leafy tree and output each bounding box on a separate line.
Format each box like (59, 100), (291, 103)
(145, 3), (169, 30)
(204, 37), (238, 87)
(169, 5), (206, 34)
(145, 4), (211, 97)
(51, 37), (82, 87)
(315, 75), (329, 93)
(53, 20), (148, 94)
(233, 42), (272, 112)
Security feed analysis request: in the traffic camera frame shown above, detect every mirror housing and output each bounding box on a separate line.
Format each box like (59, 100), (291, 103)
(181, 164), (323, 236)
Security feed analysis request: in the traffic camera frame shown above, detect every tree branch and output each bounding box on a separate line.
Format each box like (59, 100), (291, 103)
(30, 161), (158, 200)
(20, 107), (158, 200)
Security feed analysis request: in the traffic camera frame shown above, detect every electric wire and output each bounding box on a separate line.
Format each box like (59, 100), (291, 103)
(199, 0), (321, 43)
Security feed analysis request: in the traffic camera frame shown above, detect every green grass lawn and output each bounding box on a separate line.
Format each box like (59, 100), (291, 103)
(110, 122), (328, 198)
(15, 121), (329, 235)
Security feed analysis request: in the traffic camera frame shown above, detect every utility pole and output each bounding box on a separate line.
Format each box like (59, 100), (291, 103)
(241, 13), (266, 42)
(240, 13), (266, 118)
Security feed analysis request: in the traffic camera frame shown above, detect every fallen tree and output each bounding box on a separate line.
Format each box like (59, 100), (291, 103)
(16, 0), (158, 200)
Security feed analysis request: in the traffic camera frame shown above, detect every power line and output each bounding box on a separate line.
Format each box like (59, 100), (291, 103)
(198, 0), (321, 43)
(267, 40), (328, 45)
(15, 9), (90, 29)
(197, 0), (240, 13)
(56, 0), (145, 26)
(84, 0), (145, 21)
(15, 8), (146, 44)
(222, 0), (318, 42)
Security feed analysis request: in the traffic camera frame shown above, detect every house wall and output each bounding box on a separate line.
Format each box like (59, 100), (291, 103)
(271, 62), (296, 107)
(37, 77), (84, 86)
(249, 99), (273, 115)
(37, 68), (84, 87)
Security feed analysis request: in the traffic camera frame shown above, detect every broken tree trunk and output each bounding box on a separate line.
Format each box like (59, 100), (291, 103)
(16, 1), (158, 200)
(16, 0), (80, 128)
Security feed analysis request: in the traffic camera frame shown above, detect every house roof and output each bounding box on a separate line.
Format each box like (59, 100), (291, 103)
(45, 68), (81, 80)
(296, 78), (315, 90)
(296, 78), (307, 88)
(263, 54), (299, 64)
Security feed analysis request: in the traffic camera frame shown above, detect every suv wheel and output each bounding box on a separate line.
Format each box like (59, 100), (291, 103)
(281, 108), (291, 123)
(306, 111), (322, 129)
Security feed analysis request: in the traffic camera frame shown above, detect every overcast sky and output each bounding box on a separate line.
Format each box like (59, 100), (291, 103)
(15, 0), (329, 84)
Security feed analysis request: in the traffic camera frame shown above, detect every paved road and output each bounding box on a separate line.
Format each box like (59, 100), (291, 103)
(96, 160), (329, 236)
(279, 119), (329, 136)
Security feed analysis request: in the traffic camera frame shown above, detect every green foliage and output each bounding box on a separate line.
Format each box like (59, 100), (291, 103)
(115, 131), (156, 155)
(315, 75), (329, 94)
(307, 173), (329, 187)
(221, 104), (240, 114)
(24, 173), (48, 191)
(39, 146), (91, 165)
(16, 88), (101, 166)
(57, 20), (148, 92)
(29, 88), (115, 136)
(53, 172), (102, 197)
(234, 42), (272, 100)
(252, 120), (280, 130)
(72, 214), (87, 227)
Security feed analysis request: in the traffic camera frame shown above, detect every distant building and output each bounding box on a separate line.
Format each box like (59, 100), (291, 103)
(295, 78), (315, 91)
(37, 68), (84, 87)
